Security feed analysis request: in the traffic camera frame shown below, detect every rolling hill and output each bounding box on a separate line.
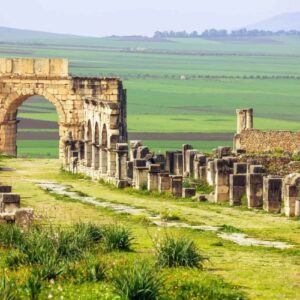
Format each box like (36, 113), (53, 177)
(248, 12), (300, 31)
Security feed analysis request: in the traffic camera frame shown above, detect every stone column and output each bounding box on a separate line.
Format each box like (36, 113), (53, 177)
(185, 150), (199, 177)
(206, 160), (216, 186)
(236, 109), (247, 134)
(283, 184), (297, 217)
(165, 151), (176, 174)
(182, 144), (193, 176)
(100, 147), (108, 174)
(158, 173), (170, 194)
(246, 108), (254, 130)
(229, 174), (246, 206)
(233, 163), (248, 174)
(133, 159), (146, 187)
(170, 176), (183, 197)
(107, 148), (117, 177)
(263, 176), (282, 213)
(174, 152), (183, 175)
(115, 143), (128, 181)
(85, 141), (92, 167)
(246, 165), (266, 209)
(0, 120), (18, 156)
(147, 164), (161, 191)
(214, 159), (231, 203)
(92, 144), (100, 170)
(193, 154), (206, 180)
(135, 167), (148, 190)
(130, 140), (142, 161)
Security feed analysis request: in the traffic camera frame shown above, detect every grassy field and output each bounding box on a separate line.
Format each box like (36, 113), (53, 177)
(2, 35), (300, 157)
(0, 158), (300, 299)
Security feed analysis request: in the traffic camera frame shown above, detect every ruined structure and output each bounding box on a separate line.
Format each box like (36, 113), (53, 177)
(234, 108), (300, 153)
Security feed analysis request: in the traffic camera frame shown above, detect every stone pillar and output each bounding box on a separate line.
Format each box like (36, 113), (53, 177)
(182, 144), (193, 176)
(229, 174), (246, 206)
(0, 120), (17, 156)
(85, 141), (92, 167)
(174, 152), (183, 175)
(206, 160), (216, 186)
(133, 159), (147, 187)
(92, 144), (100, 170)
(137, 146), (150, 159)
(185, 150), (199, 177)
(158, 173), (170, 193)
(233, 163), (248, 174)
(193, 154), (206, 180)
(170, 176), (183, 197)
(246, 108), (254, 130)
(236, 108), (253, 134)
(147, 164), (161, 191)
(126, 161), (133, 180)
(165, 151), (176, 174)
(283, 184), (297, 217)
(214, 159), (231, 203)
(0, 193), (20, 213)
(263, 176), (282, 213)
(246, 165), (265, 209)
(130, 140), (142, 161)
(199, 166), (207, 181)
(115, 143), (128, 181)
(100, 147), (108, 174)
(107, 147), (117, 177)
(135, 167), (149, 190)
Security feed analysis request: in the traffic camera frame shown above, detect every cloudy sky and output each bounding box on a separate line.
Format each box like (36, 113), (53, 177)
(1, 0), (300, 36)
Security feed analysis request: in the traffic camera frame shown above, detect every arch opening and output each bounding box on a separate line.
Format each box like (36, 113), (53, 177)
(4, 95), (61, 158)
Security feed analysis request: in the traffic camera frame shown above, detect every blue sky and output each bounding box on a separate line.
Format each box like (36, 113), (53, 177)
(1, 0), (300, 36)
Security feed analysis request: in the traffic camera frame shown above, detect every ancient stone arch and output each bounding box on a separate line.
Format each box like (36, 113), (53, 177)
(0, 58), (127, 162)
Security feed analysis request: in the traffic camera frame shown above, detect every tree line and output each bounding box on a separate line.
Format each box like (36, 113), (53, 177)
(153, 28), (300, 38)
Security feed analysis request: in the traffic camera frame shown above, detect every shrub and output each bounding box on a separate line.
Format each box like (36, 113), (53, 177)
(155, 235), (208, 269)
(103, 225), (133, 251)
(220, 225), (242, 233)
(113, 262), (163, 300)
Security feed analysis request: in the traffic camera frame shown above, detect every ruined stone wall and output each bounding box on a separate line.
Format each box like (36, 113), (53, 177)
(236, 129), (300, 153)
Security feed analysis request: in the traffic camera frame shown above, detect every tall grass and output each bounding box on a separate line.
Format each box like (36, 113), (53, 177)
(155, 235), (208, 269)
(113, 262), (163, 300)
(103, 225), (134, 251)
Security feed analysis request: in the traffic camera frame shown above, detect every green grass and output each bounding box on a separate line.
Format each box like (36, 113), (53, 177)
(1, 158), (300, 299)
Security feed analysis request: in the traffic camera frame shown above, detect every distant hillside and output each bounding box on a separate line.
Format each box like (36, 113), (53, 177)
(0, 27), (83, 42)
(248, 12), (300, 31)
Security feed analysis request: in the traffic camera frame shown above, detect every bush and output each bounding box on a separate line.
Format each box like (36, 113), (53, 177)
(103, 225), (133, 251)
(155, 235), (208, 268)
(113, 262), (163, 300)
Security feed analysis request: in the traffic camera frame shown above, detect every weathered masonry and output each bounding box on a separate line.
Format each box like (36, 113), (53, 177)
(0, 58), (127, 162)
(234, 108), (300, 153)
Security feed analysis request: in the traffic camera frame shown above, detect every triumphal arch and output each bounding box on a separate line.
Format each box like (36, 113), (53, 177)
(0, 58), (128, 183)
